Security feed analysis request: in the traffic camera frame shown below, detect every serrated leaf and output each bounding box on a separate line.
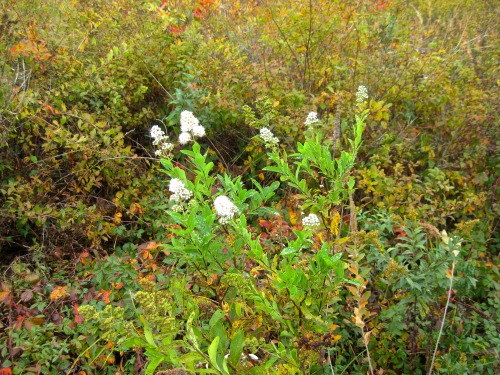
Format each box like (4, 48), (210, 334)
(49, 285), (68, 300)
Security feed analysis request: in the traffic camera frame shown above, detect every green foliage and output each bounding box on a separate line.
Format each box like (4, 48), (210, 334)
(0, 0), (498, 374)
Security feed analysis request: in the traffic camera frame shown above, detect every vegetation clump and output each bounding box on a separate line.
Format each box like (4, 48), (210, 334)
(0, 0), (498, 374)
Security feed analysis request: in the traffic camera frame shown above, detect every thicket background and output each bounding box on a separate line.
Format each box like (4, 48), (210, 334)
(0, 0), (498, 374)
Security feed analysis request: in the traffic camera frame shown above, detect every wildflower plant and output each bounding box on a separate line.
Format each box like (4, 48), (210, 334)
(213, 195), (239, 224)
(302, 212), (321, 228)
(258, 127), (279, 150)
(304, 111), (319, 127)
(264, 108), (368, 242)
(150, 125), (174, 157)
(66, 93), (484, 374)
(152, 102), (366, 372)
(179, 110), (206, 144)
(355, 85), (369, 107)
(75, 86), (375, 374)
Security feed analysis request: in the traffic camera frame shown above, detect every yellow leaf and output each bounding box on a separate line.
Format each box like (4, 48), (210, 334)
(353, 308), (365, 329)
(50, 286), (68, 300)
(289, 209), (299, 225)
(332, 334), (342, 343)
(113, 212), (122, 224)
(330, 211), (341, 236)
(250, 315), (263, 330)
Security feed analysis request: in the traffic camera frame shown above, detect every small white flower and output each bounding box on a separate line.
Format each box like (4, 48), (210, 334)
(179, 132), (192, 145)
(192, 125), (206, 138)
(179, 111), (205, 142)
(180, 110), (199, 132)
(169, 178), (193, 202)
(305, 112), (319, 126)
(356, 85), (369, 105)
(214, 195), (239, 224)
(150, 125), (163, 140)
(171, 204), (183, 212)
(161, 142), (174, 152)
(151, 125), (173, 157)
(259, 127), (279, 148)
(302, 213), (320, 228)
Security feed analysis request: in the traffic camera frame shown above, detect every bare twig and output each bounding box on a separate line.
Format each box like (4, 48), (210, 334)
(428, 261), (457, 375)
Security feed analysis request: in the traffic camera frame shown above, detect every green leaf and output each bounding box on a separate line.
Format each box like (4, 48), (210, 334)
(121, 337), (147, 348)
(281, 246), (297, 256)
(229, 330), (245, 366)
(144, 348), (167, 375)
(186, 311), (199, 348)
(139, 315), (157, 348)
(208, 336), (220, 370)
(209, 309), (225, 328)
(346, 279), (364, 287)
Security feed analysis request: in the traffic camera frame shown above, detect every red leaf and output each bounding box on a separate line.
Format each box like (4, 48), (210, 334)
(0, 368), (13, 375)
(73, 303), (85, 324)
(259, 220), (271, 230)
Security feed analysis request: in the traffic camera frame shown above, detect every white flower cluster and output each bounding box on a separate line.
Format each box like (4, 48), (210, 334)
(169, 178), (193, 203)
(302, 213), (320, 228)
(179, 110), (205, 145)
(259, 127), (279, 148)
(304, 112), (319, 126)
(150, 125), (174, 157)
(213, 195), (239, 224)
(356, 85), (369, 105)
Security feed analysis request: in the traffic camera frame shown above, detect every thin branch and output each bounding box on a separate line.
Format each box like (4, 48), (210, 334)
(428, 261), (456, 375)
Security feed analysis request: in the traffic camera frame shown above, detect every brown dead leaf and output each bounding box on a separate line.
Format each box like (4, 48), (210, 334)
(19, 289), (33, 303)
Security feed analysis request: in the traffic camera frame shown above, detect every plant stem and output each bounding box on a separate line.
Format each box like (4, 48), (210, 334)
(362, 326), (375, 375)
(428, 261), (456, 375)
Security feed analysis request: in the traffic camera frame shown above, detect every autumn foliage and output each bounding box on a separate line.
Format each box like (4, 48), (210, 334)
(0, 0), (498, 374)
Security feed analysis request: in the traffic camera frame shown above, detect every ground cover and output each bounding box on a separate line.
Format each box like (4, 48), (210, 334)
(0, 0), (498, 374)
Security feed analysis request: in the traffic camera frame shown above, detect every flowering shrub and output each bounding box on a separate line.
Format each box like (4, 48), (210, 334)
(213, 195), (239, 225)
(71, 99), (474, 374)
(0, 1), (497, 374)
(302, 213), (320, 228)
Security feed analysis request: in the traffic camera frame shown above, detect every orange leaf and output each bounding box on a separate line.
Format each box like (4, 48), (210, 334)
(0, 291), (11, 303)
(129, 202), (143, 215)
(80, 251), (90, 265)
(288, 209), (299, 225)
(140, 250), (153, 260)
(138, 241), (158, 251)
(0, 368), (12, 375)
(359, 290), (371, 309)
(101, 290), (112, 304)
(50, 285), (68, 300)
